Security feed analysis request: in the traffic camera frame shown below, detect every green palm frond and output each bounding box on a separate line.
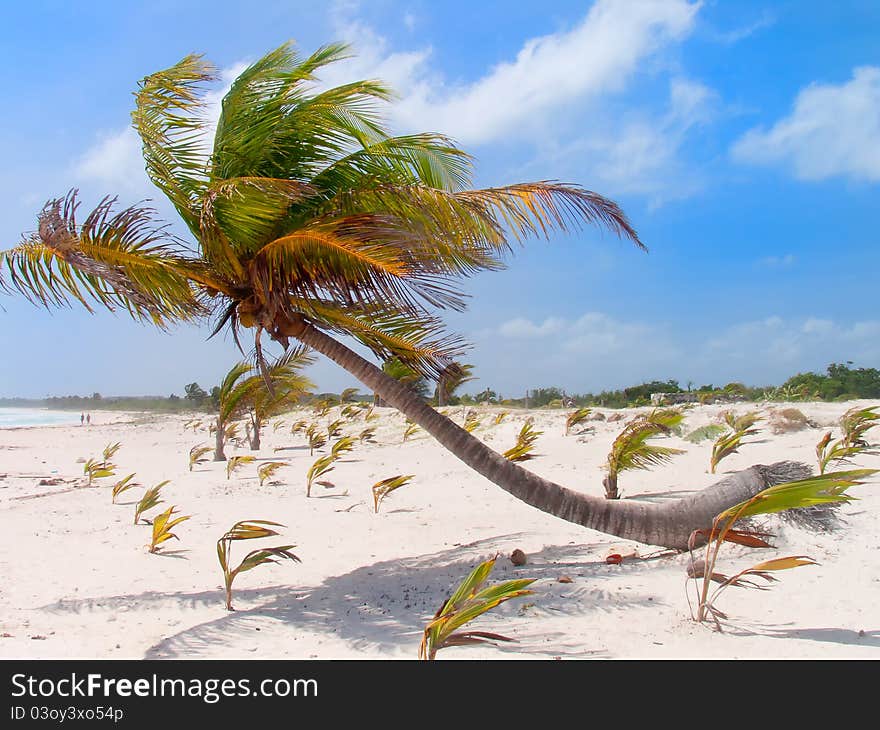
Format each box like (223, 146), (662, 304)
(607, 419), (684, 475)
(311, 133), (473, 193)
(816, 407), (879, 473)
(331, 436), (355, 458)
(371, 474), (415, 513)
(189, 445), (212, 471)
(1, 192), (201, 325)
(134, 480), (169, 525)
(689, 469), (877, 628)
(326, 419), (345, 438)
(132, 53), (216, 235)
(722, 410), (762, 432)
(306, 423), (327, 454)
(148, 506), (191, 553)
(403, 421), (421, 442)
(419, 556), (535, 660)
(216, 519), (300, 610)
(226, 455), (256, 479)
(111, 473), (138, 503)
(340, 387), (360, 404)
(258, 461), (288, 485)
(565, 408), (592, 436)
(840, 405), (879, 447)
(710, 416), (761, 474)
(212, 43), (385, 182)
(503, 420), (543, 462)
(306, 454), (337, 497)
(463, 411), (481, 433)
(604, 413), (684, 498)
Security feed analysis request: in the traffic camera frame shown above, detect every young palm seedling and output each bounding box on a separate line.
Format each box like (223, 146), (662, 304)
(686, 468), (877, 630)
(816, 406), (879, 474)
(272, 419), (287, 433)
(313, 398), (334, 417)
(359, 427), (376, 444)
(565, 408), (592, 436)
(503, 420), (543, 462)
(189, 445), (212, 471)
(216, 520), (300, 611)
(306, 424), (327, 455)
(148, 506), (191, 554)
(403, 421), (421, 442)
(463, 411), (481, 433)
(493, 411), (508, 425)
(341, 404), (362, 420)
(306, 454), (337, 497)
(290, 419), (308, 435)
(418, 555), (535, 660)
(603, 408), (684, 499)
(83, 457), (116, 487)
(364, 407), (379, 422)
(111, 473), (138, 503)
(257, 461), (287, 486)
(326, 419), (345, 439)
(371, 474), (415, 513)
(133, 480), (169, 525)
(101, 442), (121, 468)
(331, 436), (355, 459)
(339, 387), (360, 405)
(710, 411), (762, 474)
(226, 455), (256, 479)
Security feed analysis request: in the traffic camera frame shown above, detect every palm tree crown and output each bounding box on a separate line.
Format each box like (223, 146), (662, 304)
(2, 41), (642, 378)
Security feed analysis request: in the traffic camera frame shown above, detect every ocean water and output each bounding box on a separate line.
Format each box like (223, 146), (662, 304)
(0, 408), (83, 428)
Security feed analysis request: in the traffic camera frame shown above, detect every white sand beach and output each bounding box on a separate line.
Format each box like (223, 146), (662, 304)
(1, 400), (878, 660)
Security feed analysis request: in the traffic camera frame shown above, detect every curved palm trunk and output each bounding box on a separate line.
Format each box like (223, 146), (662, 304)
(278, 317), (811, 550)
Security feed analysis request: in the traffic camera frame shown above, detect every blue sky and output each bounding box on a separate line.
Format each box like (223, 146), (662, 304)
(1, 0), (878, 399)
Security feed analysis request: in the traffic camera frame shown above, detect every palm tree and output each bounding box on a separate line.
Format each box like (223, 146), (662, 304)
(435, 361), (475, 407)
(0, 42), (805, 550)
(241, 345), (315, 450)
(212, 361), (256, 461)
(376, 356), (429, 405)
(603, 408), (685, 499)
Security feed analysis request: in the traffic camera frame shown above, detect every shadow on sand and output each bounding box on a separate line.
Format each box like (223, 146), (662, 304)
(39, 535), (670, 658)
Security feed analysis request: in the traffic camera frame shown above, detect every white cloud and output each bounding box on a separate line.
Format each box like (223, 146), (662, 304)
(731, 66), (880, 182)
(391, 0), (700, 144)
(567, 77), (715, 205)
(73, 127), (147, 191)
(699, 316), (880, 383)
(499, 316), (566, 338)
(709, 11), (775, 45)
(327, 0), (700, 145)
(470, 311), (880, 395)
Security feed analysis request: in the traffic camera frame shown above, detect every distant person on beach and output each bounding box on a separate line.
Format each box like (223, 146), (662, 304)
(80, 413), (84, 425)
(86, 413), (91, 425)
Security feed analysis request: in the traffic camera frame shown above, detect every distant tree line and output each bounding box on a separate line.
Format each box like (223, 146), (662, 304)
(6, 361), (877, 414)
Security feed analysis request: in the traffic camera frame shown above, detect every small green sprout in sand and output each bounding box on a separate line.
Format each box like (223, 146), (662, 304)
(226, 455), (256, 479)
(419, 555), (535, 660)
(134, 480), (170, 525)
(148, 506), (191, 554)
(258, 461), (288, 486)
(217, 520), (300, 611)
(371, 474), (415, 513)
